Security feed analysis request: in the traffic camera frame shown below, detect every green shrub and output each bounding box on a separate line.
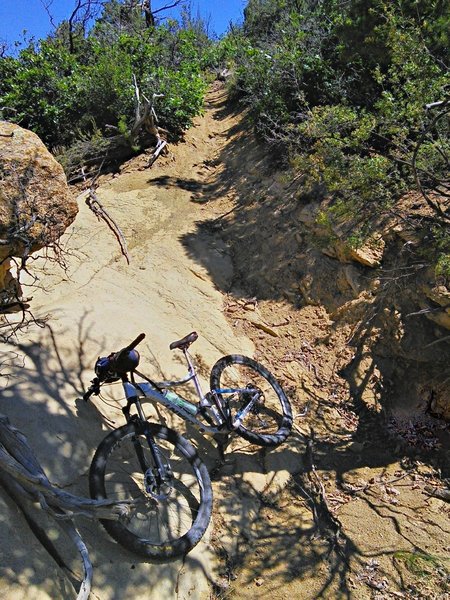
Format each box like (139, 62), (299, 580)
(227, 0), (449, 242)
(0, 41), (81, 147)
(0, 16), (209, 151)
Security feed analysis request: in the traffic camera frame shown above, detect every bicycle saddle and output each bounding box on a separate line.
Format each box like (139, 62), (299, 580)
(169, 332), (198, 350)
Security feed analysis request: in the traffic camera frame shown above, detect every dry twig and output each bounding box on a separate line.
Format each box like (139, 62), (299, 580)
(86, 188), (130, 265)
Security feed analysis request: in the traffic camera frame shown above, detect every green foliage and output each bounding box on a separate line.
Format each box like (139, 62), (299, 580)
(0, 41), (80, 147)
(225, 0), (449, 249)
(243, 0), (291, 41)
(436, 253), (450, 282)
(1, 0), (448, 282)
(431, 225), (450, 282)
(201, 28), (246, 73)
(394, 550), (447, 578)
(0, 2), (209, 150)
(291, 104), (400, 232)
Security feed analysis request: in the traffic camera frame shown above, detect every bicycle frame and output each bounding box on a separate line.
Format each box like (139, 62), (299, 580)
(120, 348), (261, 437)
(125, 379), (220, 433)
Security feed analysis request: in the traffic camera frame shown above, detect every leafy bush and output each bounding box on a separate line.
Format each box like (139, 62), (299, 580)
(0, 41), (81, 147)
(225, 0), (449, 244)
(0, 10), (209, 151)
(1, 0), (448, 285)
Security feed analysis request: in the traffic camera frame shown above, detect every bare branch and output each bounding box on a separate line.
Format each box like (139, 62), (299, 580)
(0, 413), (132, 598)
(152, 0), (186, 17)
(86, 188), (131, 265)
(57, 520), (93, 599)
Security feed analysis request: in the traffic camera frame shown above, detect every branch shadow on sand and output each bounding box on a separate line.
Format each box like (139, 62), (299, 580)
(207, 385), (449, 598)
(1, 308), (448, 597)
(204, 311), (449, 597)
(0, 314), (219, 598)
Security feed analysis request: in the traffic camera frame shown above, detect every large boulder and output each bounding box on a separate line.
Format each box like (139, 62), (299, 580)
(0, 122), (78, 306)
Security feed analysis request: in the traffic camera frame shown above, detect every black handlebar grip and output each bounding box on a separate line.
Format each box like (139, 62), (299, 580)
(125, 332), (146, 351)
(83, 388), (95, 402)
(83, 378), (101, 401)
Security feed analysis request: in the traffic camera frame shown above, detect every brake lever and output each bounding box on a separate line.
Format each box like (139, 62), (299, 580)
(83, 377), (101, 402)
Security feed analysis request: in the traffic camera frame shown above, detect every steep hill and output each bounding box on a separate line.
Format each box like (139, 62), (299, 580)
(0, 83), (448, 600)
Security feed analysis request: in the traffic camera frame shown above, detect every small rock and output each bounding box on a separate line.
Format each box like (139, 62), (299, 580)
(349, 441), (365, 453)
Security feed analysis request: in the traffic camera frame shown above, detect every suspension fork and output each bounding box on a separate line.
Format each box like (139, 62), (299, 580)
(122, 381), (168, 483)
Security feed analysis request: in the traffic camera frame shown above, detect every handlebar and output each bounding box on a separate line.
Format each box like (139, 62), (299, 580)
(123, 332), (146, 352)
(113, 332), (145, 372)
(83, 378), (101, 402)
(83, 333), (146, 401)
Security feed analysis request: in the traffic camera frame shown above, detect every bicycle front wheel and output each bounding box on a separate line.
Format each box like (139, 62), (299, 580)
(89, 422), (212, 559)
(210, 355), (293, 446)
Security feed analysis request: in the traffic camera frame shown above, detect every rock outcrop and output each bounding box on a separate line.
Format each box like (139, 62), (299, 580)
(420, 283), (450, 330)
(0, 122), (78, 307)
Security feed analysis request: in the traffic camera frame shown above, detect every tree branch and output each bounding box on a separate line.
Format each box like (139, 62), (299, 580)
(86, 188), (131, 265)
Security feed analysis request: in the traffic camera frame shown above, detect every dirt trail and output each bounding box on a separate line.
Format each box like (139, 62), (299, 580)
(1, 84), (449, 600)
(0, 84), (254, 599)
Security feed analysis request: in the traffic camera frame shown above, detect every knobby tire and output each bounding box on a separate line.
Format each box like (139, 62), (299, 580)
(89, 422), (212, 559)
(210, 355), (293, 446)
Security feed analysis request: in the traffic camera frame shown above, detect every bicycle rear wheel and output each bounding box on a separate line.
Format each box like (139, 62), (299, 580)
(89, 422), (212, 559)
(210, 355), (293, 446)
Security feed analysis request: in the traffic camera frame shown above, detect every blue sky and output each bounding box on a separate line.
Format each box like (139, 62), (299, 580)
(0, 0), (246, 52)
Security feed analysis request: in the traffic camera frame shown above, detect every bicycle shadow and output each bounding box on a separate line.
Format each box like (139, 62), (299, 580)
(2, 307), (448, 599)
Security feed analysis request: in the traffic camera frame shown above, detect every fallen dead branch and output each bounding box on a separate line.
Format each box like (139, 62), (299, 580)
(424, 335), (450, 348)
(225, 313), (280, 337)
(340, 471), (412, 496)
(247, 316), (279, 337)
(132, 75), (168, 168)
(148, 139), (168, 167)
(63, 77), (168, 182)
(86, 187), (130, 265)
(0, 413), (131, 599)
(424, 485), (450, 501)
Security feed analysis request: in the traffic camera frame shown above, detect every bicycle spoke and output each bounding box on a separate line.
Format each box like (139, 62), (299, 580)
(95, 429), (205, 547)
(210, 355), (292, 446)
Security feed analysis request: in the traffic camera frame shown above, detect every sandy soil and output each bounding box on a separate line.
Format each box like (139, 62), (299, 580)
(1, 83), (449, 600)
(1, 83), (254, 600)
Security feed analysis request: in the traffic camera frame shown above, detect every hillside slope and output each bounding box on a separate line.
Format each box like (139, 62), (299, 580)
(1, 83), (448, 599)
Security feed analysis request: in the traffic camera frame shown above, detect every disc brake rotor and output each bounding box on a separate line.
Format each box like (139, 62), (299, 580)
(144, 468), (173, 501)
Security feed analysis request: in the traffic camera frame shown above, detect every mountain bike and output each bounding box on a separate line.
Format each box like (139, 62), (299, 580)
(83, 331), (293, 558)
(83, 333), (212, 560)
